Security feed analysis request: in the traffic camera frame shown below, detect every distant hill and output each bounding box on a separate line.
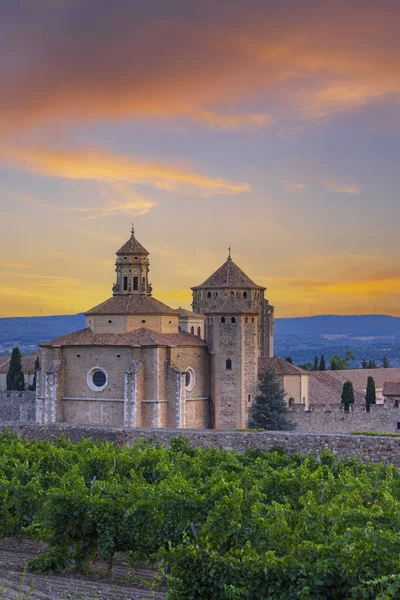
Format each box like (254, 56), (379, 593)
(0, 313), (399, 367)
(274, 315), (400, 368)
(0, 314), (86, 354)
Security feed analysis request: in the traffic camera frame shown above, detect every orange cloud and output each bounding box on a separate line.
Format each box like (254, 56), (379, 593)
(321, 180), (361, 194)
(4, 146), (250, 195)
(1, 1), (400, 135)
(184, 109), (274, 131)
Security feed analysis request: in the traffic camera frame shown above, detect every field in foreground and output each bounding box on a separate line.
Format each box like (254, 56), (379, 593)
(0, 538), (166, 600)
(2, 432), (400, 599)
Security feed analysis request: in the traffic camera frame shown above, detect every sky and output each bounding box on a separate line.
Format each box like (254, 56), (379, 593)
(1, 0), (400, 318)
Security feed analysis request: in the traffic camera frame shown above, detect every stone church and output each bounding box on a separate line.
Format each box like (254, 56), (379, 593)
(37, 227), (276, 429)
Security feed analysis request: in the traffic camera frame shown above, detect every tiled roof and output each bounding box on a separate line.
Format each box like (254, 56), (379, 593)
(383, 382), (400, 396)
(308, 368), (400, 405)
(0, 352), (40, 374)
(192, 258), (265, 290)
(41, 327), (206, 348)
(309, 371), (365, 405)
(259, 357), (309, 376)
(175, 307), (204, 319)
(116, 230), (149, 255)
(327, 368), (400, 390)
(85, 294), (177, 316)
(205, 295), (258, 315)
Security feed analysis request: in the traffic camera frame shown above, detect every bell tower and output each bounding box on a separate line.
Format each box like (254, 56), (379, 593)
(113, 225), (152, 296)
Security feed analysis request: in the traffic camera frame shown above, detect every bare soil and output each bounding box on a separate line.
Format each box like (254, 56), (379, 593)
(0, 539), (168, 600)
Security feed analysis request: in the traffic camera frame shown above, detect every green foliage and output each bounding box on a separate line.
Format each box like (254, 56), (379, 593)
(313, 356), (319, 371)
(330, 351), (355, 371)
(285, 357), (293, 364)
(365, 376), (376, 412)
(319, 354), (326, 371)
(4, 433), (400, 598)
(6, 347), (25, 391)
(382, 355), (391, 368)
(341, 381), (355, 412)
(351, 431), (400, 437)
(248, 368), (296, 431)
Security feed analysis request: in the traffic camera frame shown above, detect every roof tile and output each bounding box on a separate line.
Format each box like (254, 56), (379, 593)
(192, 258), (265, 290)
(41, 327), (206, 348)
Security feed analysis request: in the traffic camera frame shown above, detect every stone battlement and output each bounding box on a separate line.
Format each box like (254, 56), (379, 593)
(289, 402), (400, 434)
(0, 391), (36, 422)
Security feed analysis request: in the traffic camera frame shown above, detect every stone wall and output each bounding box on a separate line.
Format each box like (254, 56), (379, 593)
(2, 423), (400, 467)
(0, 392), (36, 422)
(290, 403), (400, 435)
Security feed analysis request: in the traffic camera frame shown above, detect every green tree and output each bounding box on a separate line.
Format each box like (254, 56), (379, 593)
(365, 376), (376, 412)
(29, 356), (40, 392)
(319, 354), (326, 371)
(6, 348), (25, 391)
(361, 358), (368, 369)
(313, 356), (319, 371)
(285, 357), (293, 364)
(249, 368), (296, 431)
(382, 355), (391, 368)
(330, 351), (355, 370)
(367, 360), (377, 369)
(341, 381), (355, 412)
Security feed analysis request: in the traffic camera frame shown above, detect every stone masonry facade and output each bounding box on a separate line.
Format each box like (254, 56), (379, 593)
(36, 227), (274, 431)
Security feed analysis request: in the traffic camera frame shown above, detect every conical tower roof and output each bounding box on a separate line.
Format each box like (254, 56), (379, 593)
(116, 224), (149, 255)
(192, 256), (265, 290)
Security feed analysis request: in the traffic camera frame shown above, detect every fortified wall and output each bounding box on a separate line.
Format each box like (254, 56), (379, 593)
(1, 423), (400, 467)
(289, 403), (400, 435)
(0, 391), (36, 422)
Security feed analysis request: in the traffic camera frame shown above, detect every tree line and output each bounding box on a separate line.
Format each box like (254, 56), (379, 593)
(286, 353), (391, 371)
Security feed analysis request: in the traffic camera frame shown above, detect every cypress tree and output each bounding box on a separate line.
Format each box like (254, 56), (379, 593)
(361, 359), (368, 369)
(6, 348), (25, 391)
(365, 376), (376, 412)
(382, 356), (391, 368)
(319, 355), (326, 371)
(285, 357), (293, 364)
(341, 381), (355, 413)
(313, 356), (319, 371)
(367, 360), (377, 369)
(249, 368), (296, 431)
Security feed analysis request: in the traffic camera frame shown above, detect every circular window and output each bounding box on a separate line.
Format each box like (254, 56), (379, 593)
(142, 319), (146, 323)
(185, 367), (195, 392)
(86, 367), (108, 392)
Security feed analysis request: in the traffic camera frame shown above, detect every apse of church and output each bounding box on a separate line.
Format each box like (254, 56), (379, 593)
(36, 227), (274, 430)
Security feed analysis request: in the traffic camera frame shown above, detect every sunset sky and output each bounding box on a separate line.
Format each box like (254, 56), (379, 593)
(1, 0), (400, 318)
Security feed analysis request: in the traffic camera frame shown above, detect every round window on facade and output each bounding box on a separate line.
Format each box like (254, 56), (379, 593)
(86, 367), (108, 392)
(184, 367), (195, 392)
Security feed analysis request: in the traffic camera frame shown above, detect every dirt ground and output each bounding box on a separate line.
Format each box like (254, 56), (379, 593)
(0, 538), (168, 600)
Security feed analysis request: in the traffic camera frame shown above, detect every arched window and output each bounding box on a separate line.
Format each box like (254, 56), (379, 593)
(226, 358), (232, 370)
(248, 394), (251, 403)
(251, 317), (255, 323)
(289, 398), (295, 407)
(197, 326), (201, 337)
(191, 326), (194, 334)
(245, 317), (248, 323)
(236, 292), (240, 298)
(214, 292), (218, 298)
(231, 317), (236, 323)
(230, 291), (234, 297)
(207, 291), (212, 299)
(221, 317), (225, 323)
(243, 292), (247, 299)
